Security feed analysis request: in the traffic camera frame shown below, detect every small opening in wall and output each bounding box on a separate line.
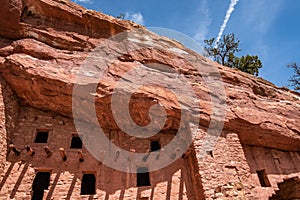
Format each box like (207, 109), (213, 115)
(81, 174), (96, 195)
(137, 167), (150, 187)
(32, 172), (50, 200)
(150, 141), (161, 152)
(34, 131), (49, 143)
(256, 170), (271, 187)
(70, 135), (82, 149)
(206, 151), (213, 157)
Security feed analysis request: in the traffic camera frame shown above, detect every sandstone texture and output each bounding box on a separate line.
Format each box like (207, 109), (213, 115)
(0, 0), (299, 199)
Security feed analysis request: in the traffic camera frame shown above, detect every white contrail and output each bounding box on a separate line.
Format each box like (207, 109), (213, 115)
(214, 0), (240, 47)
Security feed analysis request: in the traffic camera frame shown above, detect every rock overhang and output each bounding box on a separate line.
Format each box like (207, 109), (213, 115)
(0, 0), (299, 151)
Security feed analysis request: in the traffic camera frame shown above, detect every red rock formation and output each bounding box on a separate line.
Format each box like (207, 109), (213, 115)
(0, 0), (299, 199)
(1, 0), (298, 150)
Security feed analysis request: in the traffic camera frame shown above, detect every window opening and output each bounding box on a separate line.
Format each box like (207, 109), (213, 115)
(71, 135), (82, 149)
(34, 131), (49, 143)
(150, 141), (161, 152)
(81, 174), (96, 195)
(137, 167), (150, 187)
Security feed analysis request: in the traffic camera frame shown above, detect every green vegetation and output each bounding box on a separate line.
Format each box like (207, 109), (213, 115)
(287, 63), (300, 91)
(204, 33), (263, 76)
(116, 13), (125, 20)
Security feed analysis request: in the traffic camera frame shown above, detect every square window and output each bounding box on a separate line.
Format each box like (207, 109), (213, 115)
(34, 131), (49, 143)
(150, 141), (161, 152)
(71, 136), (82, 149)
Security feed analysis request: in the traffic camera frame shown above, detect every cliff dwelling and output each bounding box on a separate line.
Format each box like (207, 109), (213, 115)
(0, 0), (299, 199)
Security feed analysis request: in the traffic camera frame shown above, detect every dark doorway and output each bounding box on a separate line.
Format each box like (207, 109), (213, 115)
(150, 141), (161, 152)
(81, 174), (96, 195)
(256, 170), (271, 187)
(70, 136), (82, 149)
(137, 167), (150, 187)
(32, 172), (50, 200)
(34, 131), (49, 143)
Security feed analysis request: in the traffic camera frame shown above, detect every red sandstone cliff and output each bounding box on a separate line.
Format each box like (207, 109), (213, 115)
(0, 0), (299, 152)
(0, 0), (299, 199)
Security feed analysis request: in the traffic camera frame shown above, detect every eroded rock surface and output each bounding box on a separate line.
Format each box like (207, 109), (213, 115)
(0, 0), (300, 199)
(0, 0), (299, 152)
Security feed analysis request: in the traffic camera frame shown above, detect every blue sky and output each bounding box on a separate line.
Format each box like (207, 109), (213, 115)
(73, 0), (300, 89)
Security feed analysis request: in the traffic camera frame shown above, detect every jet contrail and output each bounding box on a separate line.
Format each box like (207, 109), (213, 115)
(214, 0), (240, 47)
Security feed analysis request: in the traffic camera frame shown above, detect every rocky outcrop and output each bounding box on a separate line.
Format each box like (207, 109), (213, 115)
(0, 0), (299, 154)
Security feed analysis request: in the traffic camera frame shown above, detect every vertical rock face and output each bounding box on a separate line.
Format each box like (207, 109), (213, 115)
(0, 0), (23, 37)
(0, 0), (299, 199)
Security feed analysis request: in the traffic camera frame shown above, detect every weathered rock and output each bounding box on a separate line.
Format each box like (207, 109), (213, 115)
(1, 0), (298, 151)
(0, 0), (299, 199)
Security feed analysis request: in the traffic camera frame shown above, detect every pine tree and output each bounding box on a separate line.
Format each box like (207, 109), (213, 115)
(287, 63), (300, 91)
(204, 33), (263, 76)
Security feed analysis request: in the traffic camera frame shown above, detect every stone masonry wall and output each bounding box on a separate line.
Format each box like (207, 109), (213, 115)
(243, 145), (300, 199)
(0, 76), (20, 174)
(0, 106), (203, 199)
(193, 130), (255, 200)
(192, 127), (300, 200)
(0, 87), (298, 200)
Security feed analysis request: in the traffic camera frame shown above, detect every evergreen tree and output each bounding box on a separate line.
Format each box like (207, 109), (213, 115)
(233, 55), (262, 76)
(287, 63), (300, 91)
(204, 33), (240, 67)
(204, 33), (263, 76)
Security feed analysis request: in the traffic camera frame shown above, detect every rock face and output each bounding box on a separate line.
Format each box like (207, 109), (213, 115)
(0, 0), (299, 199)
